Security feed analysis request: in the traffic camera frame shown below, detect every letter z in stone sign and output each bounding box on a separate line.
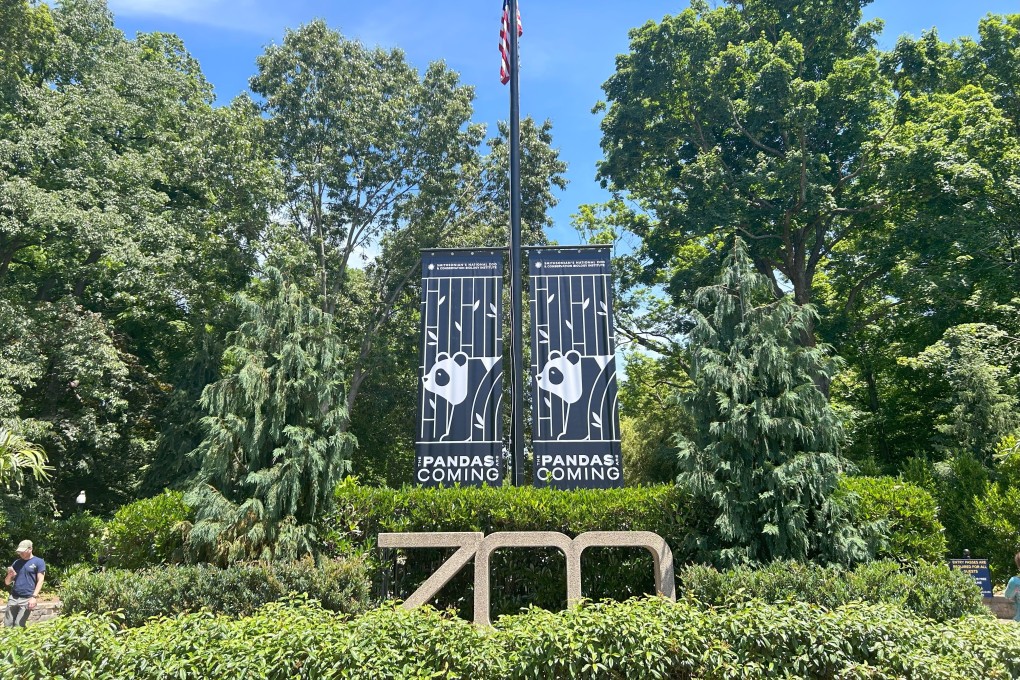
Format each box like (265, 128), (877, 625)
(378, 531), (676, 626)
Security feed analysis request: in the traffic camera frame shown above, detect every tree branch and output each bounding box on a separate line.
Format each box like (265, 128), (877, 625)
(843, 268), (886, 317)
(728, 100), (784, 156)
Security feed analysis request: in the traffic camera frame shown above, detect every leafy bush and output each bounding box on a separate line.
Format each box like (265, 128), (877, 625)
(103, 490), (191, 569)
(38, 513), (105, 587)
(45, 513), (105, 568)
(837, 475), (948, 562)
(1, 597), (1017, 678)
(974, 482), (1020, 582)
(680, 559), (988, 622)
(973, 436), (1020, 582)
(59, 557), (372, 627)
(935, 452), (991, 558)
(324, 480), (692, 619)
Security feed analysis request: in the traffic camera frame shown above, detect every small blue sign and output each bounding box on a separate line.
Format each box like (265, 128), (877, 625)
(949, 558), (993, 597)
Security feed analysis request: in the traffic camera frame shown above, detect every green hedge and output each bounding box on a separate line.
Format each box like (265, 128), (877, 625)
(59, 557), (372, 627)
(1, 598), (1016, 679)
(680, 559), (988, 622)
(324, 480), (692, 618)
(103, 490), (191, 569)
(324, 479), (962, 619)
(837, 475), (948, 562)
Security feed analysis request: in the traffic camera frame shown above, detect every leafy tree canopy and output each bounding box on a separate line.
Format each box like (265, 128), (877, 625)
(598, 0), (890, 320)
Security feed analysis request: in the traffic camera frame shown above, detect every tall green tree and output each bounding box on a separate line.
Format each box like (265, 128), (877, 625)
(0, 0), (272, 510)
(901, 324), (1019, 463)
(597, 0), (891, 344)
(597, 3), (1020, 477)
(249, 19), (481, 319)
(617, 350), (691, 486)
(825, 18), (1020, 471)
(187, 270), (354, 564)
(678, 238), (864, 566)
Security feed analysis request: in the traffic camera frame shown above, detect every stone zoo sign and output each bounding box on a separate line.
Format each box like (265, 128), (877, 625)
(378, 531), (676, 626)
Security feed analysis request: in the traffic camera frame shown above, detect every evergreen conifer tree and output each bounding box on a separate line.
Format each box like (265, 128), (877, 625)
(187, 269), (354, 563)
(678, 238), (866, 566)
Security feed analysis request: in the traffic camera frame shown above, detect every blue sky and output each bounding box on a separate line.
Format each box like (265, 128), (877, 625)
(108, 0), (1020, 244)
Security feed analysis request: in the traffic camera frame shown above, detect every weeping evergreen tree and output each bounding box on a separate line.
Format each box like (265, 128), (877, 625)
(187, 269), (354, 564)
(678, 237), (866, 567)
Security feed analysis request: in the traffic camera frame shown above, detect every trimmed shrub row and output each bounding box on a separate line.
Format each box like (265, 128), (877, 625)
(325, 478), (953, 619)
(59, 557), (372, 627)
(2, 475), (948, 576)
(55, 557), (984, 630)
(325, 480), (693, 618)
(1, 597), (1017, 679)
(680, 559), (988, 622)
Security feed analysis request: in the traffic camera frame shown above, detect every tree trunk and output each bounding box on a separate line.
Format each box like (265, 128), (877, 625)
(790, 255), (829, 396)
(864, 367), (889, 464)
(0, 249), (14, 282)
(73, 249), (104, 299)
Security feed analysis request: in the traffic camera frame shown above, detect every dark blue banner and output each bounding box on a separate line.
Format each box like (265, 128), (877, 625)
(529, 248), (622, 489)
(415, 252), (504, 486)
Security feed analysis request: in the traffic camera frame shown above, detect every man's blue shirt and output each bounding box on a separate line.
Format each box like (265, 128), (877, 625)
(10, 556), (45, 598)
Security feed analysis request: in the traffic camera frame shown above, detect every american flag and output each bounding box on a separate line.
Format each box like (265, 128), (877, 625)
(499, 0), (521, 85)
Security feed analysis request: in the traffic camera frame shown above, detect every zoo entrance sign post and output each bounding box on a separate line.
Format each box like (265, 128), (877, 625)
(414, 0), (621, 489)
(379, 530), (676, 626)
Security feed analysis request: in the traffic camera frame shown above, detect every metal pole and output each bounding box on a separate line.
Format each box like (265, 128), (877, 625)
(509, 0), (524, 486)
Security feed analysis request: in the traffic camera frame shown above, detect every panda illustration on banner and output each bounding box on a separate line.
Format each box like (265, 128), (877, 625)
(535, 349), (616, 441)
(422, 351), (501, 442)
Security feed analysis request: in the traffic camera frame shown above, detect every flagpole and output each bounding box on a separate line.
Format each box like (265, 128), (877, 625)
(508, 0), (524, 486)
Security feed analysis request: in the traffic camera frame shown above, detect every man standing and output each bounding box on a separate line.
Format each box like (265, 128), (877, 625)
(4, 540), (45, 627)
